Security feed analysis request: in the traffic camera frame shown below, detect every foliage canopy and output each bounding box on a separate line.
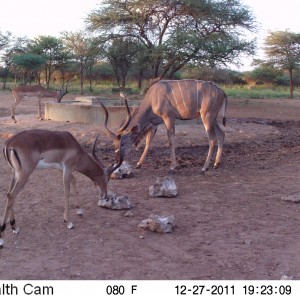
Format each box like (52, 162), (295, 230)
(264, 31), (300, 98)
(87, 0), (257, 79)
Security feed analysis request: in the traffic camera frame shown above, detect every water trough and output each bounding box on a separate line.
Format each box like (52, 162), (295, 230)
(45, 96), (140, 126)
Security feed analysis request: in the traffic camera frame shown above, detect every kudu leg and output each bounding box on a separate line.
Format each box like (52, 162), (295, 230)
(202, 115), (217, 173)
(136, 128), (157, 168)
(213, 122), (225, 169)
(164, 118), (177, 172)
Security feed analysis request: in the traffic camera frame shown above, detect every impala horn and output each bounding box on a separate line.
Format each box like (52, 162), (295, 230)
(92, 134), (123, 178)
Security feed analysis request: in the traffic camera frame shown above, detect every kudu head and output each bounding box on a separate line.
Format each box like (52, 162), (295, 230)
(99, 96), (136, 162)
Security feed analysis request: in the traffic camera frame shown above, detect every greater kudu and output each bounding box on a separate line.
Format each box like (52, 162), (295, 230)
(102, 79), (227, 173)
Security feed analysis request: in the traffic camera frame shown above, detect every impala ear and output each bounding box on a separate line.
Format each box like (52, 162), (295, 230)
(131, 124), (140, 134)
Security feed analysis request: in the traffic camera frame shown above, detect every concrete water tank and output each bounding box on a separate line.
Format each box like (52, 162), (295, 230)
(45, 96), (139, 126)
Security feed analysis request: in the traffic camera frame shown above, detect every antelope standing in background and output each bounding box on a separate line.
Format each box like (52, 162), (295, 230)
(102, 79), (227, 173)
(0, 129), (122, 248)
(11, 84), (69, 123)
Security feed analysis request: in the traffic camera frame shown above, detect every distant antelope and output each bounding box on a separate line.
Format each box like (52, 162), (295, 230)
(11, 84), (69, 123)
(0, 129), (122, 248)
(102, 79), (227, 173)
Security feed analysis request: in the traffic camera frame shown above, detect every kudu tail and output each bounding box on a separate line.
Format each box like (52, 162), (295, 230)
(222, 94), (228, 127)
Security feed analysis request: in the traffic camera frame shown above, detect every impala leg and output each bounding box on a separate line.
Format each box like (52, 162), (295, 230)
(62, 170), (74, 229)
(0, 173), (26, 247)
(6, 172), (27, 234)
(213, 122), (225, 169)
(59, 170), (82, 217)
(11, 92), (20, 123)
(136, 128), (157, 168)
(9, 206), (19, 234)
(70, 175), (83, 216)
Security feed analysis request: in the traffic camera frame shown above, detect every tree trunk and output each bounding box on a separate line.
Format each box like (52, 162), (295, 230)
(88, 66), (93, 92)
(45, 67), (50, 88)
(288, 68), (293, 99)
(121, 72), (126, 89)
(137, 70), (143, 89)
(79, 62), (84, 95)
(2, 68), (8, 90)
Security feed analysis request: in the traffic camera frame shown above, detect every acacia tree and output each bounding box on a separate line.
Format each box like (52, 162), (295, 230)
(0, 30), (12, 88)
(1, 35), (29, 88)
(62, 31), (100, 94)
(28, 36), (69, 88)
(104, 37), (141, 88)
(11, 53), (46, 84)
(87, 0), (256, 79)
(264, 31), (300, 98)
(0, 30), (11, 50)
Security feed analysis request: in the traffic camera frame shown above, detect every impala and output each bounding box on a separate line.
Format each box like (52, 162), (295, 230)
(102, 79), (227, 173)
(0, 129), (122, 248)
(11, 84), (68, 123)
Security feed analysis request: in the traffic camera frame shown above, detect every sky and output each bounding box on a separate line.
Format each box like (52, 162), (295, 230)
(0, 0), (299, 70)
(0, 0), (100, 37)
(240, 0), (299, 69)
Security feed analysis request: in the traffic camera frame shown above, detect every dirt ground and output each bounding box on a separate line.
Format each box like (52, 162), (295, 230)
(0, 91), (300, 280)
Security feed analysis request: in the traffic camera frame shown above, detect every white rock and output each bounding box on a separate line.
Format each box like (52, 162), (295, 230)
(138, 214), (175, 233)
(110, 161), (134, 179)
(149, 177), (178, 198)
(124, 211), (134, 217)
(98, 194), (132, 210)
(281, 194), (300, 203)
(280, 275), (294, 280)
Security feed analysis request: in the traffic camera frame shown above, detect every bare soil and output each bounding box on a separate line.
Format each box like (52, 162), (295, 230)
(0, 92), (300, 280)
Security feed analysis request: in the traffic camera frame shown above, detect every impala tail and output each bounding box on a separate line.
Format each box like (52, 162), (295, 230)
(3, 146), (22, 171)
